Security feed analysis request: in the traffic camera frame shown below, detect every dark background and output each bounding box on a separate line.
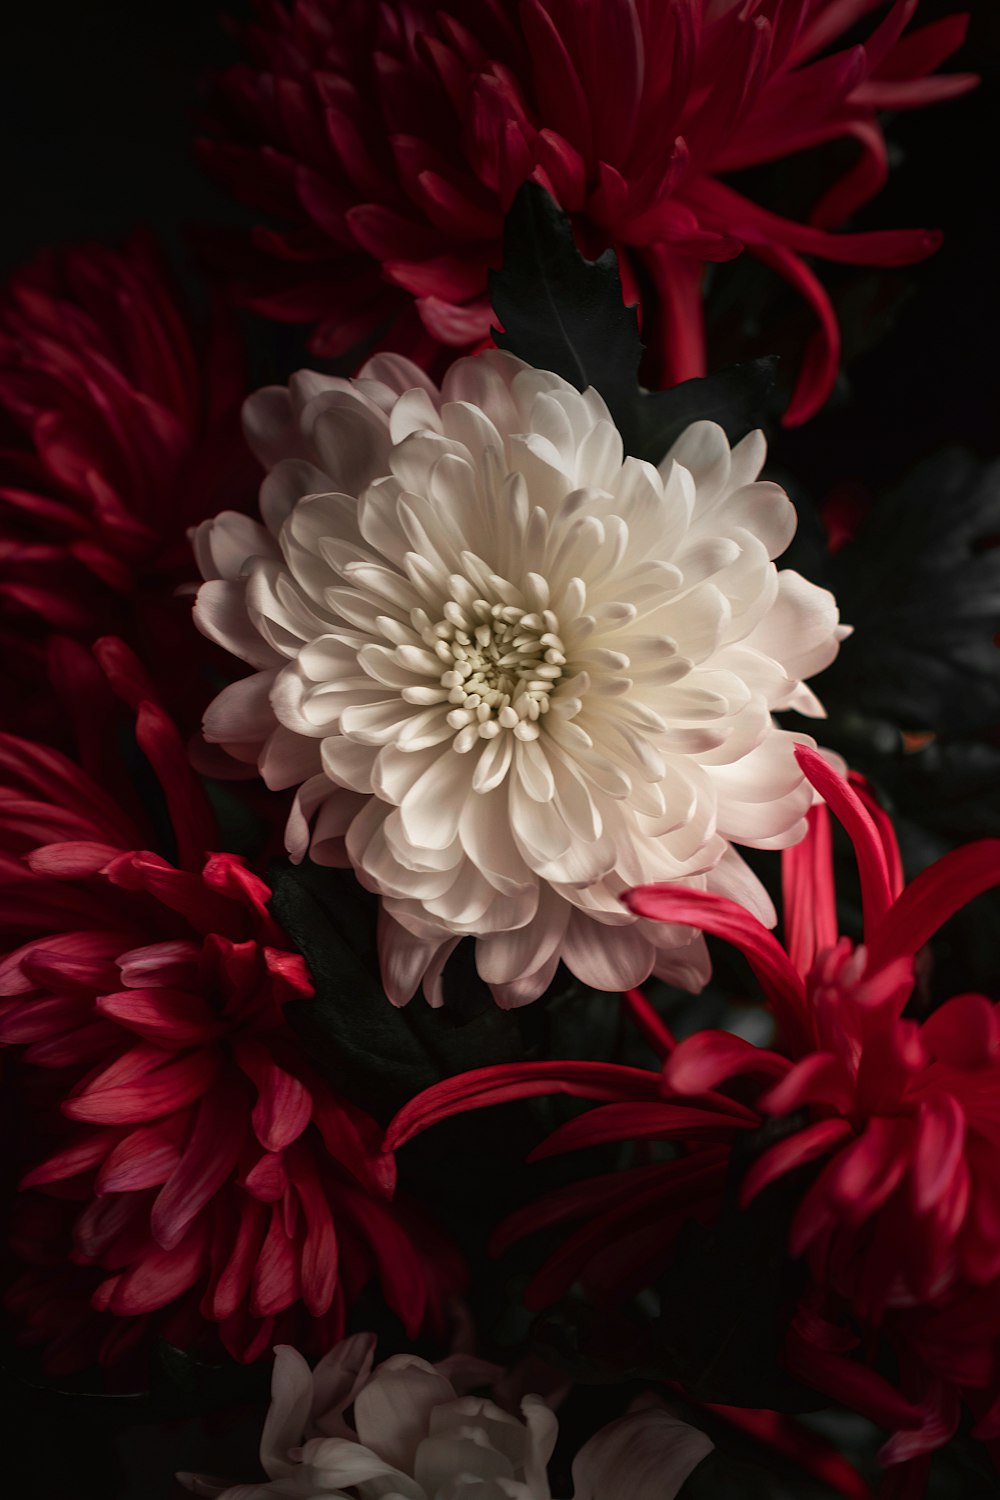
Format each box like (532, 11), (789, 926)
(1, 3), (998, 1497)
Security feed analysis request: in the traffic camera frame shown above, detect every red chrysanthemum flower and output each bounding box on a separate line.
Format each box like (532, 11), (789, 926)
(386, 747), (1000, 1478)
(0, 233), (257, 736)
(200, 0), (975, 423)
(0, 640), (462, 1378)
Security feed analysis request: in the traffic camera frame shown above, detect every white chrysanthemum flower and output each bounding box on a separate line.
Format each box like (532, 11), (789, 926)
(179, 1335), (713, 1500)
(194, 351), (846, 1006)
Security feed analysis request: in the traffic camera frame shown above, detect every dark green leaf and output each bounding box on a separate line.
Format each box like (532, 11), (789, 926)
(268, 859), (526, 1120)
(491, 182), (778, 464)
(629, 358), (779, 467)
(794, 451), (1000, 737)
(489, 181), (642, 413)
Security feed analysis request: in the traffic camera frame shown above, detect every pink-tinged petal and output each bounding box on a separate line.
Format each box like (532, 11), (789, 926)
(416, 294), (493, 345)
(330, 1181), (431, 1338)
(824, 1117), (910, 1219)
(243, 1152), (288, 1202)
(151, 1075), (247, 1249)
(520, 0), (592, 158)
(63, 1045), (218, 1124)
(24, 1019), (119, 1068)
(0, 993), (89, 1043)
(761, 1052), (855, 1116)
(910, 1095), (966, 1214)
(235, 1039), (313, 1152)
(623, 885), (809, 1046)
(877, 1383), (962, 1467)
(108, 1223), (209, 1315)
(288, 1142), (338, 1316)
(921, 993), (1000, 1068)
(218, 1305), (277, 1366)
(21, 1130), (120, 1189)
(117, 939), (201, 988)
(855, 74), (977, 109)
(529, 1101), (752, 1163)
(346, 203), (445, 260)
(691, 178), (942, 268)
(310, 1091), (396, 1196)
(873, 12), (970, 81)
(867, 840), (1000, 971)
(384, 1061), (664, 1151)
(250, 1202), (300, 1318)
(102, 852), (238, 936)
(781, 803), (838, 980)
(95, 988), (225, 1047)
(201, 855), (287, 948)
(209, 1197), (269, 1321)
(0, 930), (128, 996)
(664, 1030), (789, 1097)
(96, 1121), (186, 1193)
(570, 1407), (714, 1500)
(26, 842), (122, 877)
(384, 253), (492, 301)
(74, 1191), (146, 1260)
(0, 733), (138, 849)
(794, 746), (894, 936)
(751, 239), (839, 427)
(849, 773), (905, 900)
(262, 946), (314, 1002)
(741, 1119), (855, 1206)
(809, 119), (888, 229)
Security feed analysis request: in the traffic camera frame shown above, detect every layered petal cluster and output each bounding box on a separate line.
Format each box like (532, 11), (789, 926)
(0, 233), (257, 734)
(0, 642), (461, 1376)
(194, 351), (845, 1006)
(385, 747), (1000, 1474)
(199, 0), (975, 421)
(181, 1334), (713, 1499)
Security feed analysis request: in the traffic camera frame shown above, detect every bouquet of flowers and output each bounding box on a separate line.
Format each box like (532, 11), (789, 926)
(3, 3), (999, 1497)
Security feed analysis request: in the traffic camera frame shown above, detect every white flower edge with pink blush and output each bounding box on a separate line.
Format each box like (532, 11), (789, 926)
(178, 1333), (714, 1499)
(193, 351), (847, 1006)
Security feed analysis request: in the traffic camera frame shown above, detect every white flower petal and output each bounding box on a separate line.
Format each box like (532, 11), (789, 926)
(259, 1345), (314, 1479)
(390, 386), (444, 443)
(359, 352), (441, 402)
(662, 420), (731, 504)
(242, 385), (296, 468)
(297, 1436), (423, 1497)
(353, 1359), (457, 1473)
(570, 1407), (713, 1500)
(561, 909), (655, 992)
(413, 1438), (512, 1495)
(195, 581), (283, 670)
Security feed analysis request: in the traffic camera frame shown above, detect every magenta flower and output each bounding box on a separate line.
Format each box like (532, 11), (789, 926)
(0, 640), (462, 1377)
(0, 234), (257, 734)
(385, 747), (1000, 1473)
(200, 0), (974, 422)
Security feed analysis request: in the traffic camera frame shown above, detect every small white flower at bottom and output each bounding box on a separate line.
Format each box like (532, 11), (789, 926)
(178, 1334), (714, 1499)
